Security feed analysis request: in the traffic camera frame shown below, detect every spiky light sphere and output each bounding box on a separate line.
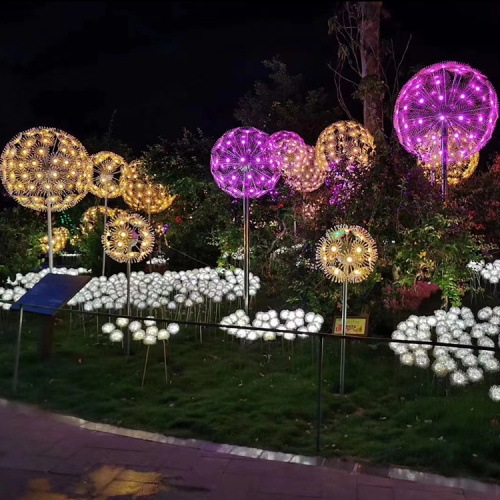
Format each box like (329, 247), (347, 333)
(40, 227), (70, 254)
(120, 160), (175, 214)
(418, 152), (479, 185)
(315, 121), (375, 206)
(1, 127), (91, 211)
(80, 206), (127, 236)
(316, 225), (377, 283)
(89, 151), (125, 198)
(394, 61), (498, 163)
(283, 145), (326, 193)
(211, 127), (280, 198)
(102, 212), (154, 263)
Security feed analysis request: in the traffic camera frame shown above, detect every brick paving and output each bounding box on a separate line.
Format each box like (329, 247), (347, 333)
(0, 400), (498, 499)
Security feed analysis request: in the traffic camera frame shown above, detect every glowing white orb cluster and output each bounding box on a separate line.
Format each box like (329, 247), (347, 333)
(1, 127), (91, 211)
(390, 306), (500, 401)
(105, 316), (179, 345)
(468, 259), (500, 285)
(219, 308), (324, 342)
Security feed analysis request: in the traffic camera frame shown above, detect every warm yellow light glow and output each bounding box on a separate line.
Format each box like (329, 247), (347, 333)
(418, 152), (479, 185)
(1, 127), (91, 212)
(80, 206), (127, 237)
(40, 227), (70, 254)
(316, 225), (378, 284)
(102, 212), (154, 263)
(119, 160), (176, 214)
(89, 151), (126, 198)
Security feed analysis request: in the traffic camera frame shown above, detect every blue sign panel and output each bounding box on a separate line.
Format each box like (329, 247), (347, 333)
(11, 274), (91, 315)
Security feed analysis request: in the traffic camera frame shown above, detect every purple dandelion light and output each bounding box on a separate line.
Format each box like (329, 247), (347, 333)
(210, 127), (280, 199)
(394, 61), (498, 197)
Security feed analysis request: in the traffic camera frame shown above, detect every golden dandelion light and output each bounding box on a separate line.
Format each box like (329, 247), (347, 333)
(1, 127), (91, 271)
(418, 151), (479, 186)
(102, 212), (154, 264)
(120, 160), (176, 218)
(315, 121), (375, 207)
(89, 151), (125, 199)
(80, 206), (127, 237)
(316, 225), (378, 284)
(284, 145), (326, 193)
(316, 224), (377, 395)
(40, 227), (70, 254)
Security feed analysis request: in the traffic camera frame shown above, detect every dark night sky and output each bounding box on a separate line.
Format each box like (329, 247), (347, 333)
(1, 1), (500, 154)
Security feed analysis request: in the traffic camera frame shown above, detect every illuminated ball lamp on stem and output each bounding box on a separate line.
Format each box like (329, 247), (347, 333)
(394, 61), (498, 199)
(80, 206), (127, 237)
(316, 225), (377, 394)
(40, 227), (71, 254)
(90, 151), (126, 276)
(120, 160), (176, 220)
(315, 121), (375, 208)
(418, 151), (479, 186)
(102, 212), (154, 355)
(211, 127), (280, 313)
(1, 127), (91, 272)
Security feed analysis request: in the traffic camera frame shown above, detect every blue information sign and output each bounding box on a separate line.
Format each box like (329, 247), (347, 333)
(11, 274), (91, 315)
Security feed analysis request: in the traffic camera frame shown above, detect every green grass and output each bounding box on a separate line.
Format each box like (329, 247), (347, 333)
(1, 310), (500, 481)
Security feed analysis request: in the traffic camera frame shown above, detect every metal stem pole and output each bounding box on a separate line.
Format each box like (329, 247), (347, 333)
(12, 305), (24, 393)
(315, 335), (324, 451)
(243, 196), (250, 315)
(47, 203), (53, 273)
(101, 195), (108, 276)
(339, 281), (348, 395)
(126, 261), (131, 356)
(441, 121), (449, 200)
(293, 218), (297, 237)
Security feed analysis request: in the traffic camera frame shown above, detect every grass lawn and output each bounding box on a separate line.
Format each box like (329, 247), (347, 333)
(1, 309), (500, 481)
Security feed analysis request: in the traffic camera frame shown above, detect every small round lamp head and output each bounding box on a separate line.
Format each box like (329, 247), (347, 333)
(316, 225), (377, 283)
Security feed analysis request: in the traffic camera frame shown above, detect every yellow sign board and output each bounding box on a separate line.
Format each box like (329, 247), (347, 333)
(333, 316), (368, 336)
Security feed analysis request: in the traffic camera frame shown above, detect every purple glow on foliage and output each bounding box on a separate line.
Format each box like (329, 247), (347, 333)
(211, 127), (280, 199)
(394, 61), (498, 162)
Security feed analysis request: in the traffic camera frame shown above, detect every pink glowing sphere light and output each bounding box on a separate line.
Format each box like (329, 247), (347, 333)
(394, 61), (498, 163)
(211, 127), (280, 198)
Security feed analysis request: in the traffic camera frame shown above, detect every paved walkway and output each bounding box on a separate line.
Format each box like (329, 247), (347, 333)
(0, 400), (497, 499)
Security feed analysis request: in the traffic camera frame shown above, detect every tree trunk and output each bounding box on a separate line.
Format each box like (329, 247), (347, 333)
(360, 1), (383, 135)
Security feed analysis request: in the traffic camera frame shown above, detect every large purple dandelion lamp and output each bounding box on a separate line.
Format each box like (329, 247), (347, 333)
(211, 127), (280, 313)
(394, 61), (498, 198)
(211, 127), (279, 199)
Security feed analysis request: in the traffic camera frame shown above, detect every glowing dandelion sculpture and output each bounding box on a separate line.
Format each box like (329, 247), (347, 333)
(40, 227), (70, 254)
(90, 151), (126, 275)
(102, 212), (154, 355)
(80, 206), (127, 237)
(394, 61), (498, 198)
(120, 160), (175, 220)
(418, 152), (479, 186)
(211, 127), (280, 313)
(316, 225), (378, 394)
(315, 121), (375, 207)
(1, 127), (91, 271)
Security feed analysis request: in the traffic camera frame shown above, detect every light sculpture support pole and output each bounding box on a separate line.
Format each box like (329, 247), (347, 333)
(441, 121), (449, 199)
(12, 305), (24, 393)
(101, 195), (108, 277)
(47, 202), (54, 273)
(316, 335), (324, 451)
(126, 260), (131, 356)
(339, 281), (348, 395)
(243, 196), (250, 314)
